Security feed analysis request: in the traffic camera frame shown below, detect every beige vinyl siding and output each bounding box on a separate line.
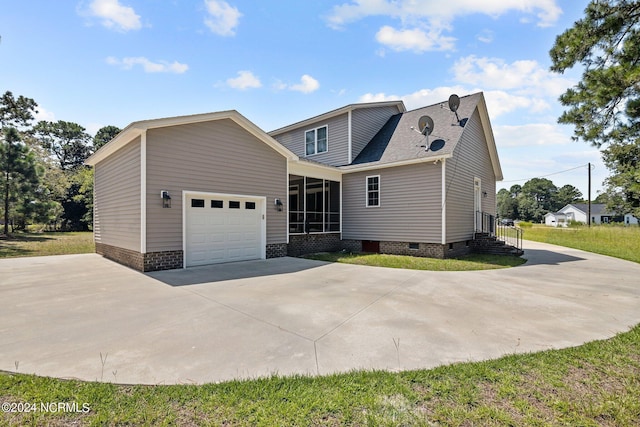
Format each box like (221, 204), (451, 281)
(145, 119), (287, 252)
(272, 113), (349, 166)
(445, 109), (497, 242)
(351, 106), (400, 161)
(342, 163), (442, 242)
(93, 138), (141, 251)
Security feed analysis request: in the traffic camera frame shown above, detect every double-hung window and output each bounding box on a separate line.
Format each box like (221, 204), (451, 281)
(366, 175), (380, 207)
(305, 126), (328, 156)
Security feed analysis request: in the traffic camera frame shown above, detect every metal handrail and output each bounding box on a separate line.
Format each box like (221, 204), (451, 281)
(495, 220), (523, 252)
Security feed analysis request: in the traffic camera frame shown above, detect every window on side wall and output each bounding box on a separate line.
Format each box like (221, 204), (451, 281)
(305, 126), (328, 156)
(366, 175), (380, 207)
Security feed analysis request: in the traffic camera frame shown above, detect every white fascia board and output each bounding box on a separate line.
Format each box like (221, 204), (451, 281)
(289, 160), (342, 181)
(340, 155), (452, 174)
(477, 95), (503, 181)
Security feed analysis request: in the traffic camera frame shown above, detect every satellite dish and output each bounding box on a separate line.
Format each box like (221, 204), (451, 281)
(417, 115), (434, 136)
(448, 94), (460, 112)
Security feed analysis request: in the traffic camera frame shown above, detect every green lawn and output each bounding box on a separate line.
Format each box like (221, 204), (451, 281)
(2, 324), (639, 426)
(522, 224), (640, 264)
(304, 252), (526, 271)
(0, 231), (95, 258)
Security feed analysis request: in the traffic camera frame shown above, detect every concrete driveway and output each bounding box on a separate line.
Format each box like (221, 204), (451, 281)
(1, 241), (639, 385)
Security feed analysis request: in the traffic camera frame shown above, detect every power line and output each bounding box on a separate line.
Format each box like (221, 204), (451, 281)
(501, 163), (590, 183)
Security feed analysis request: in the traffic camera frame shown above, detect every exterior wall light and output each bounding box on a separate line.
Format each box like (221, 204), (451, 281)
(275, 198), (283, 212)
(161, 190), (171, 208)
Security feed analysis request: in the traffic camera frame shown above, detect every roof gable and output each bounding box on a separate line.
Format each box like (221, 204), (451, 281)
(342, 92), (503, 179)
(268, 101), (406, 136)
(86, 110), (298, 166)
(560, 203), (609, 216)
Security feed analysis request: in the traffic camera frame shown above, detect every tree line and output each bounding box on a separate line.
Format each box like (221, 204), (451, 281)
(0, 91), (120, 234)
(497, 178), (583, 222)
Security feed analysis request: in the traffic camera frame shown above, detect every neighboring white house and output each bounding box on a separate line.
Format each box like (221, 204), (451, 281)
(544, 211), (566, 227)
(545, 203), (627, 227)
(624, 213), (639, 225)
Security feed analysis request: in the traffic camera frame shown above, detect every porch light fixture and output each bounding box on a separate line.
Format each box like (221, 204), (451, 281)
(482, 191), (488, 198)
(161, 190), (171, 208)
(275, 198), (283, 212)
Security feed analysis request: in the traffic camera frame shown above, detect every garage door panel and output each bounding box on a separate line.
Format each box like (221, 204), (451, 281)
(186, 194), (263, 267)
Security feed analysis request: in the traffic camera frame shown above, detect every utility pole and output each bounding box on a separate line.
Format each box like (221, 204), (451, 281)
(588, 162), (591, 227)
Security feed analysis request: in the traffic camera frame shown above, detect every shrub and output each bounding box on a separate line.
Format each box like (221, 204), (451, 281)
(517, 221), (533, 228)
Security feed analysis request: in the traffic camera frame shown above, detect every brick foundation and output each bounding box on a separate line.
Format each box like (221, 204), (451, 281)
(96, 242), (144, 271)
(379, 241), (447, 258)
(143, 250), (183, 271)
(287, 233), (342, 256)
(266, 243), (288, 258)
(96, 243), (183, 272)
(341, 239), (362, 253)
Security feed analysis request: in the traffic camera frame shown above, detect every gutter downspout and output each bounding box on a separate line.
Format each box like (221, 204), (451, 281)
(441, 158), (446, 245)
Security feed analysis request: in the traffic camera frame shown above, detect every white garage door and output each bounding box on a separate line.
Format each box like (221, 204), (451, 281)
(185, 194), (263, 267)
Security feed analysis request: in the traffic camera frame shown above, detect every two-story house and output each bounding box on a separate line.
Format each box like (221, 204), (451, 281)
(86, 92), (502, 271)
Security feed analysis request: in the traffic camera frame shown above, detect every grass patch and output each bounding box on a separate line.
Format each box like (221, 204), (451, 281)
(0, 231), (95, 258)
(523, 225), (640, 264)
(304, 252), (526, 271)
(2, 324), (639, 426)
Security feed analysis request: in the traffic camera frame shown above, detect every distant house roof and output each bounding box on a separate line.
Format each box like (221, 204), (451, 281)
(339, 92), (503, 179)
(560, 203), (610, 216)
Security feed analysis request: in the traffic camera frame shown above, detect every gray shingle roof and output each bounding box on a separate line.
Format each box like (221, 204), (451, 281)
(341, 92), (483, 170)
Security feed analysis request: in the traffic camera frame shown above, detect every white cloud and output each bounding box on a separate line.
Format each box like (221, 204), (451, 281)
(34, 106), (56, 122)
(106, 56), (189, 74)
(453, 55), (573, 97)
(327, 0), (561, 29)
(288, 75), (320, 94)
(327, 0), (561, 52)
(88, 0), (141, 32)
(493, 123), (572, 148)
(226, 70), (262, 90)
(375, 25), (455, 53)
(476, 29), (494, 43)
(359, 87), (547, 117)
(204, 0), (241, 36)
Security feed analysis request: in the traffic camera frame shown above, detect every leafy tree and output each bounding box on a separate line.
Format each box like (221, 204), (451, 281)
(32, 120), (92, 171)
(0, 128), (40, 234)
(93, 125), (121, 150)
(550, 0), (640, 217)
(497, 188), (519, 219)
(556, 184), (583, 207)
(0, 91), (38, 130)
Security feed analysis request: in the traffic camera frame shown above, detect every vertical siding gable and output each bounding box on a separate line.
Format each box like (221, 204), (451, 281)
(445, 109), (497, 242)
(145, 119), (288, 252)
(93, 138), (141, 251)
(272, 113), (349, 166)
(351, 106), (402, 162)
(342, 163), (442, 242)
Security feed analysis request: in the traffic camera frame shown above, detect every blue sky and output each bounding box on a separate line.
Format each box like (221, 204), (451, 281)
(1, 0), (604, 197)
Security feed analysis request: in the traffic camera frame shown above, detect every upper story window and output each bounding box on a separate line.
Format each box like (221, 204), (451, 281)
(305, 126), (328, 156)
(366, 175), (380, 207)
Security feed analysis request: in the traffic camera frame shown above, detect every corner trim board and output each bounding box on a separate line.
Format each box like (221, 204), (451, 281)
(140, 131), (147, 253)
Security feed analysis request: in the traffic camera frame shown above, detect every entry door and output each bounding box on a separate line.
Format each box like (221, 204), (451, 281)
(474, 178), (482, 230)
(185, 194), (263, 267)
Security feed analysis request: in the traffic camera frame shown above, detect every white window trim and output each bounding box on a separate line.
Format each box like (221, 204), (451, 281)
(366, 175), (381, 208)
(305, 125), (328, 156)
